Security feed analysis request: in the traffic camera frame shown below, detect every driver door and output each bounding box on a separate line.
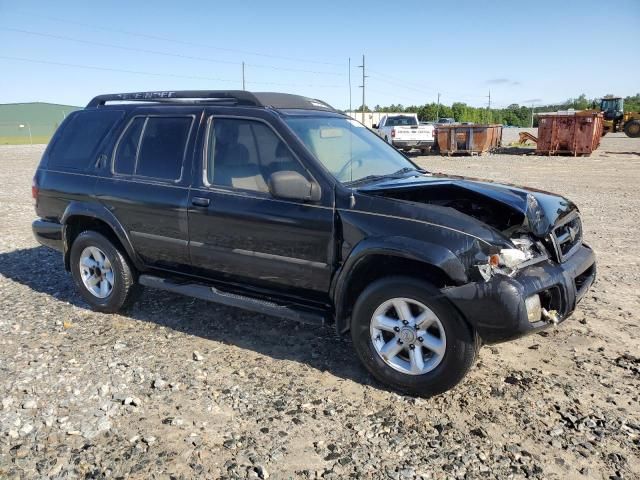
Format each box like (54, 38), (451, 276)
(187, 114), (334, 299)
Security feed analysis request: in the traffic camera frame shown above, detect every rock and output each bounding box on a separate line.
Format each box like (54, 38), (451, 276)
(193, 351), (204, 361)
(162, 416), (184, 426)
(152, 378), (167, 389)
(254, 464), (269, 479)
(123, 396), (142, 407)
(22, 399), (37, 409)
(2, 397), (14, 410)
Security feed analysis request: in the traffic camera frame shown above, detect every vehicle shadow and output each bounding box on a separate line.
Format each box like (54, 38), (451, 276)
(0, 246), (377, 390)
(494, 146), (536, 155)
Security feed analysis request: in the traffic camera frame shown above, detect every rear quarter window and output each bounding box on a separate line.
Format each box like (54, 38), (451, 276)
(48, 110), (124, 170)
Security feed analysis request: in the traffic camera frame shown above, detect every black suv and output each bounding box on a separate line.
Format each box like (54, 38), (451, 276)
(32, 91), (596, 396)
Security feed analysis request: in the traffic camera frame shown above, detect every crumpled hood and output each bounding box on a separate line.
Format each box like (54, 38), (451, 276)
(358, 173), (578, 238)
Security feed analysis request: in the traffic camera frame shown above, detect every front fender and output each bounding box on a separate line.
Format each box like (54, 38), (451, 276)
(331, 236), (468, 333)
(61, 201), (142, 270)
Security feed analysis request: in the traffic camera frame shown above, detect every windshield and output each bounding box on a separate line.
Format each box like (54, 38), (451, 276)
(600, 98), (623, 112)
(385, 115), (418, 127)
(284, 116), (418, 184)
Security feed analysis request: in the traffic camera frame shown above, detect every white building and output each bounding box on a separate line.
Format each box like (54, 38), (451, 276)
(344, 111), (406, 129)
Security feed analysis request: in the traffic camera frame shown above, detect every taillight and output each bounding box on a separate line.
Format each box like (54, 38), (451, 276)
(391, 128), (396, 138)
(32, 177), (39, 203)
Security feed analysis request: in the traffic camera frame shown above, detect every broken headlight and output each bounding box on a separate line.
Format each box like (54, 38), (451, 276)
(477, 236), (545, 280)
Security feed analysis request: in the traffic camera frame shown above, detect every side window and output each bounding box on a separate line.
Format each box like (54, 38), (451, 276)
(49, 110), (123, 170)
(113, 117), (144, 175)
(206, 118), (307, 194)
(136, 117), (193, 181)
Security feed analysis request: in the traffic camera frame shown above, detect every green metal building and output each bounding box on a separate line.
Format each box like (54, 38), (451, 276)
(0, 102), (80, 145)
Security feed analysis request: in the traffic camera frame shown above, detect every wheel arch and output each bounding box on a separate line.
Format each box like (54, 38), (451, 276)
(331, 237), (468, 335)
(61, 202), (142, 271)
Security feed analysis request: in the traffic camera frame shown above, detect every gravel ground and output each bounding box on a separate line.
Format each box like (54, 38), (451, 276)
(1, 133), (639, 479)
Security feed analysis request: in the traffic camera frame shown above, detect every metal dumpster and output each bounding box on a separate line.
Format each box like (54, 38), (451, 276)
(435, 124), (503, 155)
(536, 111), (603, 156)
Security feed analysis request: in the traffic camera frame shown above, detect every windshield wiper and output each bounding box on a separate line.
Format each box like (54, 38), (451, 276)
(343, 174), (389, 187)
(343, 167), (425, 187)
(389, 167), (424, 177)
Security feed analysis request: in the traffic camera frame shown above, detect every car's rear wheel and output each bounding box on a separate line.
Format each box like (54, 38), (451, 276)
(70, 230), (139, 313)
(351, 276), (478, 396)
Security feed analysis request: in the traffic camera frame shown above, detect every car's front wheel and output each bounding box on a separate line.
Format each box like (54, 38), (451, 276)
(351, 276), (478, 396)
(70, 230), (139, 313)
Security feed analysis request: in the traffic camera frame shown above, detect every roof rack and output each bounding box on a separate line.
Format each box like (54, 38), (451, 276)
(86, 90), (337, 112)
(86, 90), (261, 108)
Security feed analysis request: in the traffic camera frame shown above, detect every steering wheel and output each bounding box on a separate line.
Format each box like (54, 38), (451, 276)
(335, 152), (367, 181)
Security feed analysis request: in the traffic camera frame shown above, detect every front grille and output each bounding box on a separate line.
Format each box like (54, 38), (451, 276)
(550, 213), (582, 262)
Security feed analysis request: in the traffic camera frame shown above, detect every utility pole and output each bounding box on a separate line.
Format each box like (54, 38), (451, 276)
(487, 89), (491, 123)
(530, 103), (535, 128)
(358, 54), (367, 124)
(242, 62), (245, 90)
(348, 57), (352, 113)
(436, 92), (441, 121)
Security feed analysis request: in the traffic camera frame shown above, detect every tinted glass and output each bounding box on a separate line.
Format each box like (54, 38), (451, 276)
(285, 116), (415, 183)
(136, 117), (192, 180)
(385, 116), (418, 126)
(48, 110), (123, 169)
(207, 118), (306, 193)
(113, 117), (145, 175)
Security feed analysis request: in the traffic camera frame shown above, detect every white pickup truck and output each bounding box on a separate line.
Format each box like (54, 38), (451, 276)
(373, 113), (435, 153)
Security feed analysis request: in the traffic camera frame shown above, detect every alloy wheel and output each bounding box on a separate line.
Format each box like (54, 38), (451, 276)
(370, 297), (446, 375)
(79, 246), (115, 299)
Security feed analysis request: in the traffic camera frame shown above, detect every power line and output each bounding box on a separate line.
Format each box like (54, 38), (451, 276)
(368, 72), (489, 103)
(9, 11), (344, 67)
(1, 27), (344, 76)
(0, 55), (343, 88)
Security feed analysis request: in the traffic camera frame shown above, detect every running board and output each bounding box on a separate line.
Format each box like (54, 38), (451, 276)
(138, 274), (327, 326)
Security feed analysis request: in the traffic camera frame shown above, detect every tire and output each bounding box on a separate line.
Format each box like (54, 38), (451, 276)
(70, 230), (139, 313)
(350, 276), (478, 397)
(623, 120), (640, 138)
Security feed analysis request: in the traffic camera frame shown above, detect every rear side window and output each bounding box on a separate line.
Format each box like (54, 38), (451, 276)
(113, 116), (193, 181)
(48, 110), (123, 170)
(137, 117), (192, 180)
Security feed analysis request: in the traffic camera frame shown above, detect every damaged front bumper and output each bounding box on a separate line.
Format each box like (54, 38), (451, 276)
(442, 244), (596, 344)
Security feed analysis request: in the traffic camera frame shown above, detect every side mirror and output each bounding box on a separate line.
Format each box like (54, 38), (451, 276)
(268, 171), (321, 202)
(372, 124), (378, 129)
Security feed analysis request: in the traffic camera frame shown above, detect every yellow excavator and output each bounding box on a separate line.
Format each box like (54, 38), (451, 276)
(599, 96), (640, 137)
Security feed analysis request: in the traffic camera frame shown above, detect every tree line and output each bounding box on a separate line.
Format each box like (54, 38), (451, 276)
(353, 94), (640, 127)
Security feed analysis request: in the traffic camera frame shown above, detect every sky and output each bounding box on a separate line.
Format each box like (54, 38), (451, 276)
(0, 0), (638, 110)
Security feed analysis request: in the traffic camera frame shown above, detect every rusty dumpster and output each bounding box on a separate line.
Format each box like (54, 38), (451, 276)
(535, 111), (603, 156)
(435, 124), (503, 155)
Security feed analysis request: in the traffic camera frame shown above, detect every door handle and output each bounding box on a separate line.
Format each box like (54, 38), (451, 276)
(192, 197), (210, 207)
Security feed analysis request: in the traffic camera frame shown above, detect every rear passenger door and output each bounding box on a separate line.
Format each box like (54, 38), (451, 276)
(95, 108), (200, 271)
(188, 113), (334, 298)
